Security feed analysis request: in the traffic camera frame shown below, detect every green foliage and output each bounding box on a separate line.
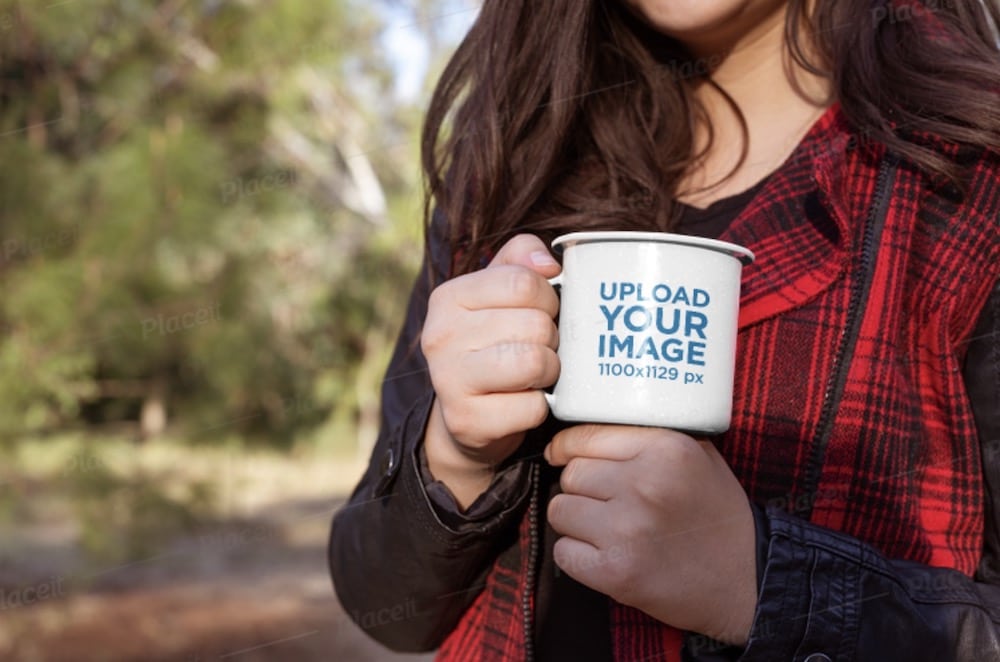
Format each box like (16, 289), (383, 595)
(71, 457), (216, 563)
(0, 436), (218, 565)
(0, 0), (443, 443)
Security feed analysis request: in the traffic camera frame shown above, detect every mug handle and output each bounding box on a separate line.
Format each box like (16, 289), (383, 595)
(543, 274), (563, 411)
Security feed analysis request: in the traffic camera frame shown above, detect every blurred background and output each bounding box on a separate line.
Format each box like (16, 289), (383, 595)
(0, 1), (476, 659)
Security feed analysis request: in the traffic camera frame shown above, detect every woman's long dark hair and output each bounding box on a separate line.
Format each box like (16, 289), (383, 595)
(421, 0), (1000, 276)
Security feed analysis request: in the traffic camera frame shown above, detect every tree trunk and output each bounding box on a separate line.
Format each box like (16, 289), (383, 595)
(140, 377), (168, 441)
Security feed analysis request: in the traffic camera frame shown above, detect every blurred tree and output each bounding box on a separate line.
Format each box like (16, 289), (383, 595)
(0, 0), (448, 445)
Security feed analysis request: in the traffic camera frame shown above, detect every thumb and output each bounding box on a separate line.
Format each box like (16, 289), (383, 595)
(487, 234), (561, 276)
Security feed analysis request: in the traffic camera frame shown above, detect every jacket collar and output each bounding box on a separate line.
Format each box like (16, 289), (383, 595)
(721, 102), (888, 329)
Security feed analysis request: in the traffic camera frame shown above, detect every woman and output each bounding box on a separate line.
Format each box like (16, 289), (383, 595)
(330, 1), (1000, 659)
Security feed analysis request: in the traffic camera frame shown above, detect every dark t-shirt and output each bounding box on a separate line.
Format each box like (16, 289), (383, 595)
(674, 178), (769, 239)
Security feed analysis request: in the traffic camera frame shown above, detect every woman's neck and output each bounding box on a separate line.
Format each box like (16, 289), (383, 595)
(676, 5), (831, 209)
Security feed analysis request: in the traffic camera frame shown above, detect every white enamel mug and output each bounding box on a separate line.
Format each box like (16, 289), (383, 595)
(544, 231), (754, 433)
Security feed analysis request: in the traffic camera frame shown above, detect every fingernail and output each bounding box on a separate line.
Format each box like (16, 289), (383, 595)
(530, 251), (557, 267)
(543, 444), (552, 463)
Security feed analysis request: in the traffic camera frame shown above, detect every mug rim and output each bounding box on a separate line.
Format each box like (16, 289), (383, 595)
(551, 231), (755, 265)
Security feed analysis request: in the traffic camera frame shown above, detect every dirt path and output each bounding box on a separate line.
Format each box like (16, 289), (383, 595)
(0, 493), (436, 662)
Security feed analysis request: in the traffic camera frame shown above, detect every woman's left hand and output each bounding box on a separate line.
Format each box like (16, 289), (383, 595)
(544, 424), (758, 646)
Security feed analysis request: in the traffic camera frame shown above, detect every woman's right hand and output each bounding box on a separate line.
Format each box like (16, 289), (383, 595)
(420, 234), (562, 509)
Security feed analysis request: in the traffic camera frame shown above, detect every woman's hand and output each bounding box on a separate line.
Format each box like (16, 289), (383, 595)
(545, 425), (758, 646)
(421, 234), (561, 508)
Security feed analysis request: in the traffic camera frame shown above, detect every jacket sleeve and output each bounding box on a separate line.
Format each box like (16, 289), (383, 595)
(327, 212), (533, 653)
(734, 280), (1000, 662)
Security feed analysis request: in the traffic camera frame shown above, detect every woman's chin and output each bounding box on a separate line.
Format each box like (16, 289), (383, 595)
(621, 0), (787, 50)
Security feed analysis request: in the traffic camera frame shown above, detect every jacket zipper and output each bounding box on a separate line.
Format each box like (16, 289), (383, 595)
(522, 461), (540, 662)
(799, 154), (899, 519)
